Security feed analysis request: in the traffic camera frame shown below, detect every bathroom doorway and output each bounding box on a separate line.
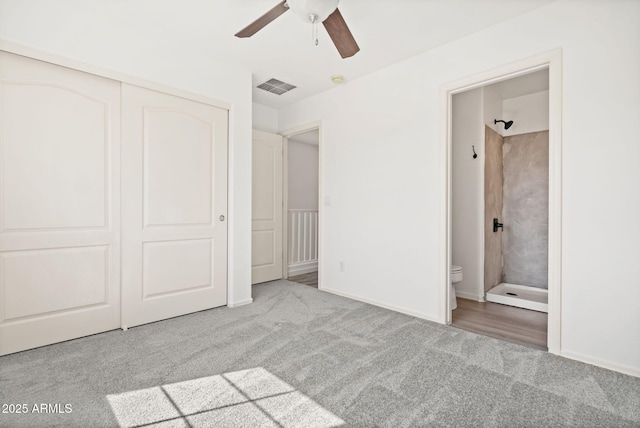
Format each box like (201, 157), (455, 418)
(444, 51), (562, 353)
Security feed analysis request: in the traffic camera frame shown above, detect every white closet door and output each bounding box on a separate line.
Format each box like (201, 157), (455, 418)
(251, 129), (283, 284)
(0, 52), (121, 355)
(121, 84), (227, 328)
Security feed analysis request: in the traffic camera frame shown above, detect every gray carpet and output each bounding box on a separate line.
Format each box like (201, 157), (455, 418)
(1, 280), (638, 427)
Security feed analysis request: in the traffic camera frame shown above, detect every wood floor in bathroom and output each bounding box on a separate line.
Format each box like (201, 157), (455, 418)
(452, 298), (548, 350)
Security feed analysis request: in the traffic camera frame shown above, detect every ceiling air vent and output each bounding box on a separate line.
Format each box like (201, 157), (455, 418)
(257, 78), (296, 95)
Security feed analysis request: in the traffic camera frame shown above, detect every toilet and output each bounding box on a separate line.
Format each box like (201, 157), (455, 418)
(450, 265), (463, 310)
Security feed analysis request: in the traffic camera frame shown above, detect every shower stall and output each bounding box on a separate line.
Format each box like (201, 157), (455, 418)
(451, 70), (550, 313)
(484, 127), (549, 313)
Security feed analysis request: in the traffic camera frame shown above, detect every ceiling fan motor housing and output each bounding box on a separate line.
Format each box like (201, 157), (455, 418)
(287, 0), (340, 23)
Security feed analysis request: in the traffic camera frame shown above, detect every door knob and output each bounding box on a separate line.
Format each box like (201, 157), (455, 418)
(219, 215), (225, 221)
(493, 218), (503, 233)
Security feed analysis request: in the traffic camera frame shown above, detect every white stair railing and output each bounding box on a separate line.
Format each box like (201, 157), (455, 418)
(288, 209), (318, 275)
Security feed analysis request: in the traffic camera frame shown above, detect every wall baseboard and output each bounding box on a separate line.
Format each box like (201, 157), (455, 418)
(561, 350), (640, 378)
(320, 287), (440, 324)
(455, 290), (485, 302)
(288, 261), (318, 276)
(228, 298), (253, 308)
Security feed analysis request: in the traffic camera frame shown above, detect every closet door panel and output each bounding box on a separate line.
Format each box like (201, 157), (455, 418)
(144, 109), (213, 226)
(0, 51), (121, 356)
(121, 84), (227, 328)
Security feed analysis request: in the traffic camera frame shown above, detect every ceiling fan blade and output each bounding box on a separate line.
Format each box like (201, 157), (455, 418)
(235, 1), (289, 38)
(322, 8), (360, 58)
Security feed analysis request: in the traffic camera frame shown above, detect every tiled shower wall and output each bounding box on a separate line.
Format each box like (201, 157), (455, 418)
(502, 130), (549, 289)
(484, 126), (503, 292)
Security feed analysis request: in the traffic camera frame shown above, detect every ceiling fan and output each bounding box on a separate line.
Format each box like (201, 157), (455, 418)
(235, 0), (360, 59)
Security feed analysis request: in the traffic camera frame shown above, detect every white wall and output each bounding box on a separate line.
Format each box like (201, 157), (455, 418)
(279, 0), (640, 375)
(451, 89), (484, 300)
(287, 141), (319, 210)
(0, 3), (254, 306)
(503, 91), (550, 136)
(253, 103), (279, 134)
(483, 85), (504, 133)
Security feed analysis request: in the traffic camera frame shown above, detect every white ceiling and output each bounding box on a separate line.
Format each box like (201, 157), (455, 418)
(224, 0), (557, 107)
(0, 0), (556, 108)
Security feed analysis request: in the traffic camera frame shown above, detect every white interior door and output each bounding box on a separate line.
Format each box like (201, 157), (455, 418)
(121, 84), (228, 328)
(252, 130), (283, 284)
(0, 52), (121, 355)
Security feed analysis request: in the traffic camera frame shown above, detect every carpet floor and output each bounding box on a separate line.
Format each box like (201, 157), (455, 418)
(0, 280), (638, 427)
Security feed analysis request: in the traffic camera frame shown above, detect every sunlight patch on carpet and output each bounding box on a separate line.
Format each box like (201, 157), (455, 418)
(107, 367), (344, 427)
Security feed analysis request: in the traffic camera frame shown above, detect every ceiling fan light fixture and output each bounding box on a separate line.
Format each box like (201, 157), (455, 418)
(286, 0), (339, 23)
(235, 0), (359, 59)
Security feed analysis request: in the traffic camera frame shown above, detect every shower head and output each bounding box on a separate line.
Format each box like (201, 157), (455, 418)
(494, 119), (514, 130)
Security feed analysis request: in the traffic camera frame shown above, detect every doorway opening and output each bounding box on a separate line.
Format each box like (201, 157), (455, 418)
(282, 125), (321, 289)
(443, 51), (562, 353)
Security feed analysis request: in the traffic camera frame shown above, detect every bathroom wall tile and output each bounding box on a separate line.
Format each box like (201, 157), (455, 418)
(484, 125), (504, 291)
(502, 131), (549, 288)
